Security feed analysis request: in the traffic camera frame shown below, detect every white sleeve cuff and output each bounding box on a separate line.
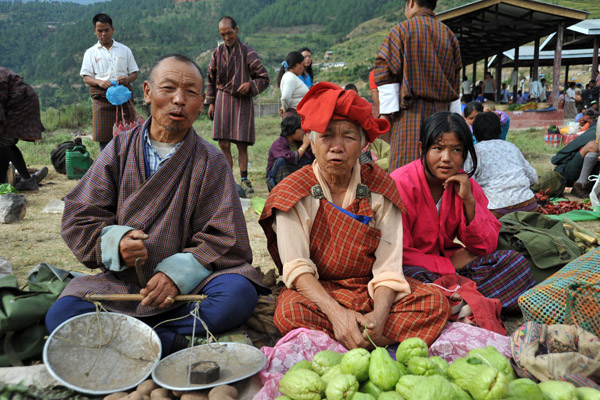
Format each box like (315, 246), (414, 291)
(378, 83), (400, 114)
(100, 225), (135, 271)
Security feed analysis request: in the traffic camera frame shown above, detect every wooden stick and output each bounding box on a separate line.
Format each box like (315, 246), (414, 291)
(85, 294), (207, 302)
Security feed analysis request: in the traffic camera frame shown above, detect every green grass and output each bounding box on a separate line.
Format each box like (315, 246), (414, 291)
(17, 114), (283, 200)
(506, 128), (559, 175)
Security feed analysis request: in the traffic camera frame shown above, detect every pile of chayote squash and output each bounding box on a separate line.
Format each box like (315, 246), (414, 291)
(275, 337), (600, 400)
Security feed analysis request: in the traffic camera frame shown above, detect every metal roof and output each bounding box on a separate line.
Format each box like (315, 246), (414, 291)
(488, 45), (597, 67)
(438, 0), (588, 65)
(540, 19), (600, 50)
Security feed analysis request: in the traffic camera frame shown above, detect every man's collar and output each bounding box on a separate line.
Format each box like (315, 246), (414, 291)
(225, 39), (240, 50)
(95, 40), (119, 49)
(411, 8), (436, 18)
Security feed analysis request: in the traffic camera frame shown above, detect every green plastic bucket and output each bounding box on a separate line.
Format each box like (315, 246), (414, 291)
(65, 146), (92, 179)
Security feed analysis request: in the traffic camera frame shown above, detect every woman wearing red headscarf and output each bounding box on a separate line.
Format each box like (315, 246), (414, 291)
(259, 82), (450, 349)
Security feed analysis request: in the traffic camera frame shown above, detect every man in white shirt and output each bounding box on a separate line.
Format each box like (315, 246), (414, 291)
(80, 13), (139, 151)
(461, 75), (473, 103)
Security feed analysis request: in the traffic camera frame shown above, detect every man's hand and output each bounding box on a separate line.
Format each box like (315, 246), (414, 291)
(99, 80), (113, 89)
(116, 75), (129, 86)
(328, 306), (370, 349)
(450, 247), (478, 270)
(119, 230), (149, 267)
(237, 82), (251, 96)
(140, 272), (180, 308)
(208, 104), (215, 120)
(279, 107), (285, 118)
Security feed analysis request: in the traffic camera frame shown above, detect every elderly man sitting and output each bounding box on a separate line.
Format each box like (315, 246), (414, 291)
(45, 54), (266, 355)
(259, 82), (450, 349)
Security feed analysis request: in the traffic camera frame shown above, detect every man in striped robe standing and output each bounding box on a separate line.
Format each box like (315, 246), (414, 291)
(375, 0), (462, 171)
(206, 16), (270, 197)
(46, 55), (266, 356)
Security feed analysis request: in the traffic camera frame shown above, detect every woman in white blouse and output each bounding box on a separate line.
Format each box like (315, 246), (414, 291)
(277, 51), (309, 118)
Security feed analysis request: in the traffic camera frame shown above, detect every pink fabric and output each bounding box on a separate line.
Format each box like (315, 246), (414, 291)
(391, 160), (501, 275)
(255, 328), (347, 400)
(429, 322), (511, 363)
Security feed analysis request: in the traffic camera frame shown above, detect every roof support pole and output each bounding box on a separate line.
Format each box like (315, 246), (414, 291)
(472, 61), (477, 88)
(495, 53), (502, 101)
(592, 36), (599, 83)
(532, 37), (540, 82)
(513, 46), (520, 105)
(484, 57), (488, 75)
(565, 64), (569, 86)
(552, 22), (565, 109)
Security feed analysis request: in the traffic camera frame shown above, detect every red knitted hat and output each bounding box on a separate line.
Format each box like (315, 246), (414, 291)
(296, 82), (390, 143)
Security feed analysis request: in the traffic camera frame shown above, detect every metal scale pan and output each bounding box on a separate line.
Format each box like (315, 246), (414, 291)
(152, 342), (266, 391)
(43, 312), (161, 395)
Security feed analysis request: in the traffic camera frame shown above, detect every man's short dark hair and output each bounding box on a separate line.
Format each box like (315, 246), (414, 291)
(415, 0), (437, 10)
(148, 54), (205, 94)
(218, 16), (237, 29)
(92, 13), (112, 27)
(344, 83), (358, 92)
(473, 112), (501, 142)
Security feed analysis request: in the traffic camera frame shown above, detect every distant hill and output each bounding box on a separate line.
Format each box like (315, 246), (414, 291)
(0, 0), (107, 3)
(0, 0), (598, 109)
(0, 0), (405, 107)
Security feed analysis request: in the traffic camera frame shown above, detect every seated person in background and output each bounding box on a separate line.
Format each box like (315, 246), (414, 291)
(552, 122), (599, 198)
(390, 111), (535, 311)
(483, 102), (510, 140)
(578, 109), (597, 133)
(463, 101), (483, 131)
(463, 101), (482, 143)
(589, 100), (600, 118)
(45, 55), (266, 356)
(0, 67), (49, 191)
(359, 138), (391, 172)
(463, 112), (538, 218)
(516, 90), (525, 105)
(266, 115), (314, 191)
(575, 106), (586, 123)
(259, 82), (450, 349)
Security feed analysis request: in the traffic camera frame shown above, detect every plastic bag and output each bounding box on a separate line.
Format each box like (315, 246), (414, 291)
(106, 82), (132, 106)
(0, 184), (16, 195)
(254, 328), (347, 400)
(568, 122), (579, 134)
(113, 101), (144, 137)
(590, 176), (600, 208)
(428, 322), (511, 363)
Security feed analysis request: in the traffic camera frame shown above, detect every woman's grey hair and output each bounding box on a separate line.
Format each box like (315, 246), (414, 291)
(309, 127), (367, 147)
